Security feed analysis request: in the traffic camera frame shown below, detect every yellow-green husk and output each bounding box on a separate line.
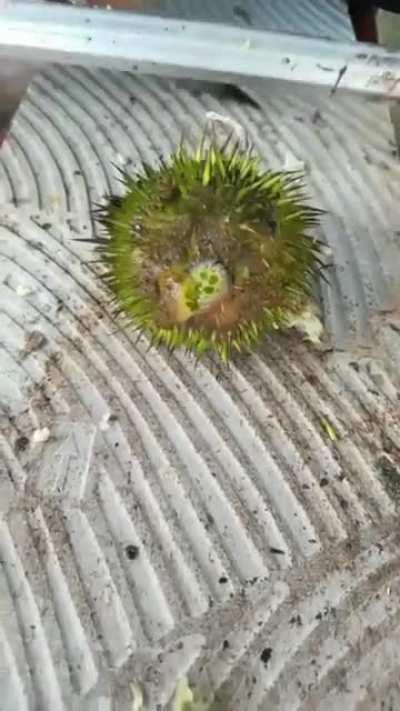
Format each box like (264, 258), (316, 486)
(95, 143), (323, 360)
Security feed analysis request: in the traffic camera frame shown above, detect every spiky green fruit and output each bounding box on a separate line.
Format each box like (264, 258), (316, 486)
(95, 142), (323, 361)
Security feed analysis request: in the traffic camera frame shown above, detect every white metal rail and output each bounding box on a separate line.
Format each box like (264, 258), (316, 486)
(1, 2), (400, 98)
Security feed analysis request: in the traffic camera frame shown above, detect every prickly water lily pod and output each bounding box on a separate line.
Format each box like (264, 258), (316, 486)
(96, 142), (324, 361)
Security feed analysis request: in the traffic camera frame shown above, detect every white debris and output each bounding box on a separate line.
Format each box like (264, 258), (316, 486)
(282, 150), (306, 173)
(130, 683), (144, 711)
(205, 111), (249, 150)
(286, 302), (324, 344)
(99, 412), (112, 432)
(31, 427), (50, 445)
(115, 152), (127, 166)
(15, 284), (33, 297)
